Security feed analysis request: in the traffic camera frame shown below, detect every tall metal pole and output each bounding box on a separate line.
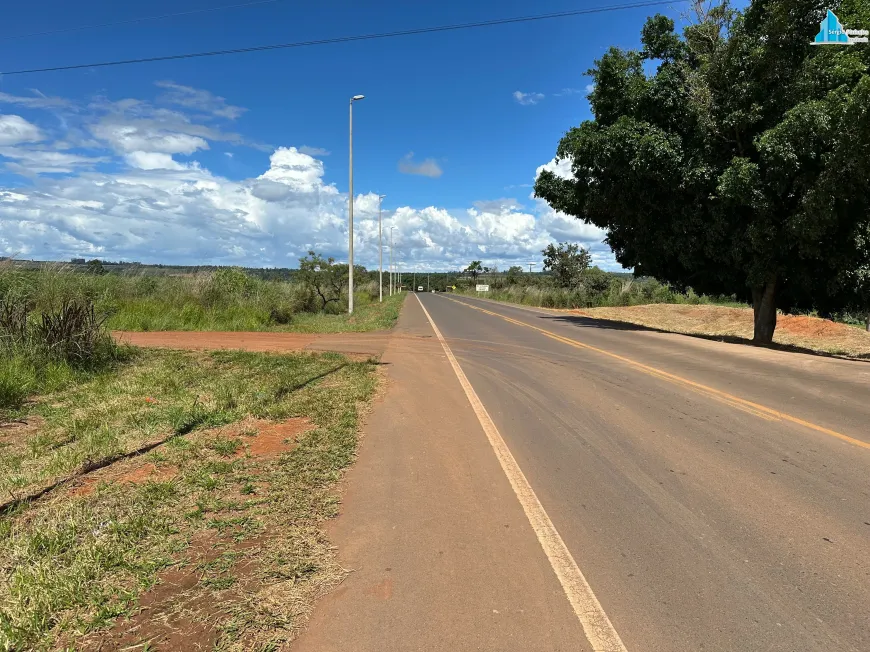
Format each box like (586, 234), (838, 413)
(348, 99), (354, 314)
(378, 195), (384, 303)
(348, 95), (364, 315)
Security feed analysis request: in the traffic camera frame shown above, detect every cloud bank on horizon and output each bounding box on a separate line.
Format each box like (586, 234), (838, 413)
(0, 83), (616, 272)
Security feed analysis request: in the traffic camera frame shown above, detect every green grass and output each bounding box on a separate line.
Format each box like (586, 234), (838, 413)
(287, 293), (404, 333)
(1, 263), (403, 334)
(0, 296), (133, 414)
(108, 290), (403, 333)
(458, 280), (746, 310)
(0, 348), (379, 650)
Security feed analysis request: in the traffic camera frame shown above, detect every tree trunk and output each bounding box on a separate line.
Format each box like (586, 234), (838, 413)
(751, 279), (777, 344)
(865, 313), (870, 332)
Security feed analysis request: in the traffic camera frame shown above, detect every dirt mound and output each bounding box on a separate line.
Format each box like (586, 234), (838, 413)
(777, 313), (857, 338)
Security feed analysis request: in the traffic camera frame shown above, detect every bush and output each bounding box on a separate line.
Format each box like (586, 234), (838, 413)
(459, 267), (743, 311)
(199, 268), (257, 307)
(268, 306), (294, 325)
(0, 296), (124, 411)
(286, 283), (316, 314)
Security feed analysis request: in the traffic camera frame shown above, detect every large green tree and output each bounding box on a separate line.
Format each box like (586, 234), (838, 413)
(542, 242), (592, 288)
(535, 0), (870, 343)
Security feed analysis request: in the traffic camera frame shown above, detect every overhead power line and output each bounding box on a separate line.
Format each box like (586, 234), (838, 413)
(0, 0), (286, 42)
(1, 0), (686, 76)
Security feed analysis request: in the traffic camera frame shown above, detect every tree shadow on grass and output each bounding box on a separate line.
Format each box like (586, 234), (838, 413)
(540, 313), (870, 364)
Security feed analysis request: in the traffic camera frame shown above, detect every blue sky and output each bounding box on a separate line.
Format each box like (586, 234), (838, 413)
(0, 0), (686, 271)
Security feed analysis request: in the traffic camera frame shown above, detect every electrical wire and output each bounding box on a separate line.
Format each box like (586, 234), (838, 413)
(1, 0), (686, 76)
(0, 0), (286, 42)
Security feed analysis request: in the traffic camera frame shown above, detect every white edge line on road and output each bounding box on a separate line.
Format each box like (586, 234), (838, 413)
(414, 293), (628, 652)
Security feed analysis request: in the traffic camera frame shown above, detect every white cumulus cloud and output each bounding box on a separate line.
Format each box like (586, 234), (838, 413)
(0, 115), (44, 146)
(397, 152), (443, 178)
(513, 91), (545, 106)
(0, 86), (617, 271)
(125, 151), (187, 170)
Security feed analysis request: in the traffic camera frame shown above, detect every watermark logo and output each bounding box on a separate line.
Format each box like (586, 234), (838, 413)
(813, 9), (869, 45)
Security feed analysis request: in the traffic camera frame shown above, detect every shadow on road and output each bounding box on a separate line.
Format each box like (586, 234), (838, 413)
(537, 313), (870, 364)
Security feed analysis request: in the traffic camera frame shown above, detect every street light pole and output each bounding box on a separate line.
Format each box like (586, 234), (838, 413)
(378, 194), (385, 303)
(348, 94), (365, 315)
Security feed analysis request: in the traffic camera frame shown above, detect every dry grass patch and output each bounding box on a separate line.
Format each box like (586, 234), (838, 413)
(569, 304), (870, 358)
(0, 348), (378, 651)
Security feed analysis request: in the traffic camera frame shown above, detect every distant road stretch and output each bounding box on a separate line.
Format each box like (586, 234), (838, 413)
(418, 292), (870, 652)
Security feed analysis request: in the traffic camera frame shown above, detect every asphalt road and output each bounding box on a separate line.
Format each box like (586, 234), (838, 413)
(413, 293), (870, 652)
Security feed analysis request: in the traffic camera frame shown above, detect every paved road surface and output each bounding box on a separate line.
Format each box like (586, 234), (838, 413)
(295, 293), (870, 651)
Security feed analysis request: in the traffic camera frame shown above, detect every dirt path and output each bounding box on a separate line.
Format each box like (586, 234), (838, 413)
(114, 331), (393, 358)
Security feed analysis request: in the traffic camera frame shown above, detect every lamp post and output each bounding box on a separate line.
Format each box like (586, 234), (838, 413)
(348, 94), (365, 315)
(378, 194), (385, 303)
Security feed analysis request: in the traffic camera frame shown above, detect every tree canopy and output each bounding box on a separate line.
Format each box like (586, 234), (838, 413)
(465, 261), (483, 280)
(506, 266), (524, 284)
(534, 0), (870, 342)
(298, 251), (347, 310)
(542, 242), (592, 289)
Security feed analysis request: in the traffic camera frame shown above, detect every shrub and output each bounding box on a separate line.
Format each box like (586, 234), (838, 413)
(34, 299), (116, 367)
(199, 268), (257, 307)
(268, 306), (293, 325)
(0, 296), (124, 411)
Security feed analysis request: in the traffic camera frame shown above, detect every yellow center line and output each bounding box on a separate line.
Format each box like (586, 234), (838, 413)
(443, 296), (870, 451)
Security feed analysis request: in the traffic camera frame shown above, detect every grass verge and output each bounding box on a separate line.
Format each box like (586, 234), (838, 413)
(284, 292), (403, 333)
(108, 291), (403, 333)
(0, 347), (379, 650)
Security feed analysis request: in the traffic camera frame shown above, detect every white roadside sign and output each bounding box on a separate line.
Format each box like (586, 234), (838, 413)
(476, 284), (490, 292)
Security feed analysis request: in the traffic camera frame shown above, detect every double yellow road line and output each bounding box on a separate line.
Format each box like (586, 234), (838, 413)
(444, 296), (870, 451)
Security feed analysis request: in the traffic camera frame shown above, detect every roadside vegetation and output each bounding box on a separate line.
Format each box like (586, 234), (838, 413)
(0, 254), (385, 649)
(534, 1), (870, 343)
(0, 293), (130, 414)
(0, 258), (402, 334)
(455, 244), (743, 310)
(0, 345), (378, 650)
(454, 241), (870, 357)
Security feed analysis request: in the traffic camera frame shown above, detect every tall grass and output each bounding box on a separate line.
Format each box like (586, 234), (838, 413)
(0, 264), (397, 333)
(461, 276), (744, 310)
(0, 296), (126, 412)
